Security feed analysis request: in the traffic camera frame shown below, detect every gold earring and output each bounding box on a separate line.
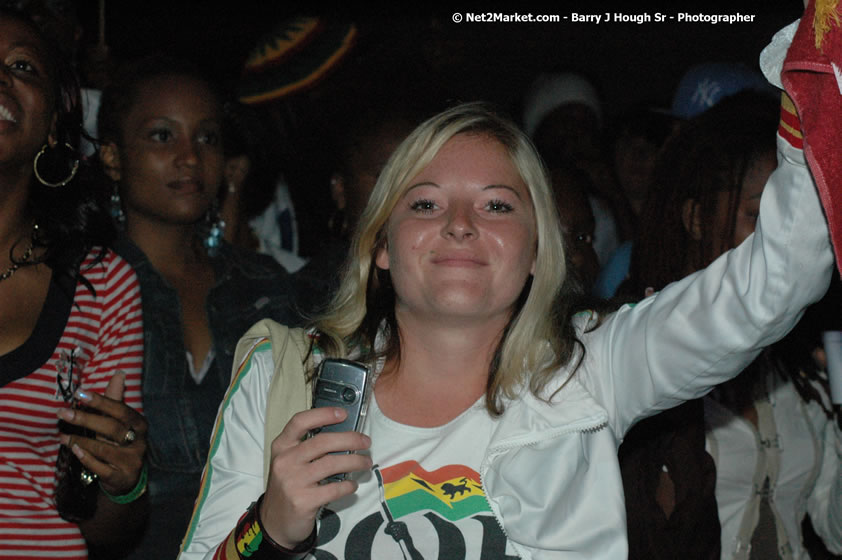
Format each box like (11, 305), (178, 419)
(33, 143), (80, 188)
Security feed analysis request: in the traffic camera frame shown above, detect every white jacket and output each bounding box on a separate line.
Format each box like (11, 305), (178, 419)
(481, 122), (832, 556)
(179, 123), (832, 560)
(705, 374), (842, 559)
(179, 37), (834, 558)
(702, 22), (842, 559)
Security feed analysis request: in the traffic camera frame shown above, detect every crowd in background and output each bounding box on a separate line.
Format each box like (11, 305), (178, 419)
(0, 1), (839, 559)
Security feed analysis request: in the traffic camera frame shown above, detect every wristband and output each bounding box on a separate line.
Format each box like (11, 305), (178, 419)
(234, 494), (317, 559)
(100, 463), (148, 505)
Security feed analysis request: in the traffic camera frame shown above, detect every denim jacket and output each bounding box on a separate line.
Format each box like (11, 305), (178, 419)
(114, 236), (299, 502)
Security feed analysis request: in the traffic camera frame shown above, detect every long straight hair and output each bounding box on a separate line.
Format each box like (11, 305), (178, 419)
(311, 102), (587, 415)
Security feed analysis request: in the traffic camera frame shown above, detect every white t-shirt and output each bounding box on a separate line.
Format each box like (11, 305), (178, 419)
(312, 395), (519, 559)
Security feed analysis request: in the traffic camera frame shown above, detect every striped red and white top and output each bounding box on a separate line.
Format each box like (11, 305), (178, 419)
(0, 249), (143, 560)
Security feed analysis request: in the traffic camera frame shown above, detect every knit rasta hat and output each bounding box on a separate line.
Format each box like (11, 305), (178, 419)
(237, 15), (357, 105)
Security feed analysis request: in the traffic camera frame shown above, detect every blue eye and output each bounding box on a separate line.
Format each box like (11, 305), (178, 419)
(409, 199), (437, 214)
(486, 199), (514, 213)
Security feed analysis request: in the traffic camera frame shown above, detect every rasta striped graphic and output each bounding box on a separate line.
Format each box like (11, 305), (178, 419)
(778, 92), (803, 149)
(377, 461), (490, 521)
(238, 17), (358, 105)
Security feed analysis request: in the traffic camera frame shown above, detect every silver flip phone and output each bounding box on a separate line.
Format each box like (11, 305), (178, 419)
(311, 358), (371, 481)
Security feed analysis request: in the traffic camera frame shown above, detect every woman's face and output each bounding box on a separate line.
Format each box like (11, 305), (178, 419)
(711, 150), (776, 255)
(0, 17), (55, 171)
(551, 168), (598, 290)
(376, 134), (537, 326)
(108, 75), (224, 227)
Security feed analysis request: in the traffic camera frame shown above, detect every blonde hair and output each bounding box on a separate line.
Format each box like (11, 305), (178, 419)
(314, 101), (575, 414)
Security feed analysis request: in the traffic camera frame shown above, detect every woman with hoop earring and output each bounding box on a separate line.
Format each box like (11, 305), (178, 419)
(0, 9), (148, 560)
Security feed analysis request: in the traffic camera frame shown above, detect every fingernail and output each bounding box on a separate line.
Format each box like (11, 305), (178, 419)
(74, 390), (92, 402)
(57, 408), (74, 421)
(72, 444), (84, 459)
(334, 408), (347, 419)
(362, 435), (372, 446)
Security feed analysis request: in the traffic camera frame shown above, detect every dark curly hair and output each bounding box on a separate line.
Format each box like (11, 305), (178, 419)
(2, 8), (114, 283)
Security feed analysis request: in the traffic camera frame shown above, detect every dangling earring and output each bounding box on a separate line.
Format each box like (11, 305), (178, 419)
(110, 183), (125, 226)
(203, 201), (225, 257)
(33, 143), (80, 188)
(327, 175), (347, 238)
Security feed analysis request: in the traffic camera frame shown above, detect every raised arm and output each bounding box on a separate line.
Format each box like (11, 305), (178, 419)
(581, 99), (834, 437)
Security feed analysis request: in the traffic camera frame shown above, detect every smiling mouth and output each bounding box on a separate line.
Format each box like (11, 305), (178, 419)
(432, 254), (486, 267)
(0, 104), (17, 123)
(435, 259), (484, 267)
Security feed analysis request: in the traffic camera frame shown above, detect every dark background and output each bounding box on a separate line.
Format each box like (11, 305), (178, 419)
(70, 1), (805, 256)
(76, 1), (804, 117)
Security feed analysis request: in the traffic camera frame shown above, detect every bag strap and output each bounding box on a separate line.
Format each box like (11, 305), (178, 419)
(259, 321), (313, 485)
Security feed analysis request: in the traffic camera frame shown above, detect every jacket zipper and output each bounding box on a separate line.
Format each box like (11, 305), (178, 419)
(477, 416), (608, 558)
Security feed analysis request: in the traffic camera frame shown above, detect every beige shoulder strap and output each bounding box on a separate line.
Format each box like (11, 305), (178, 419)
(259, 321), (313, 485)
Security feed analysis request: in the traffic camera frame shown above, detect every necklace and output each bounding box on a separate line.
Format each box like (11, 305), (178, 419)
(0, 224), (38, 282)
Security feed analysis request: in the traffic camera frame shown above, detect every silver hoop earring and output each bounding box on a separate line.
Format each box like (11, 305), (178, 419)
(33, 143), (80, 188)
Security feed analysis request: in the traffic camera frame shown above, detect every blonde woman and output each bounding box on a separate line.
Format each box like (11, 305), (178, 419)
(180, 98), (832, 559)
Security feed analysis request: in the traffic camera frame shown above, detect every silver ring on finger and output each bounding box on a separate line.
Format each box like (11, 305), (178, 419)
(122, 427), (137, 446)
